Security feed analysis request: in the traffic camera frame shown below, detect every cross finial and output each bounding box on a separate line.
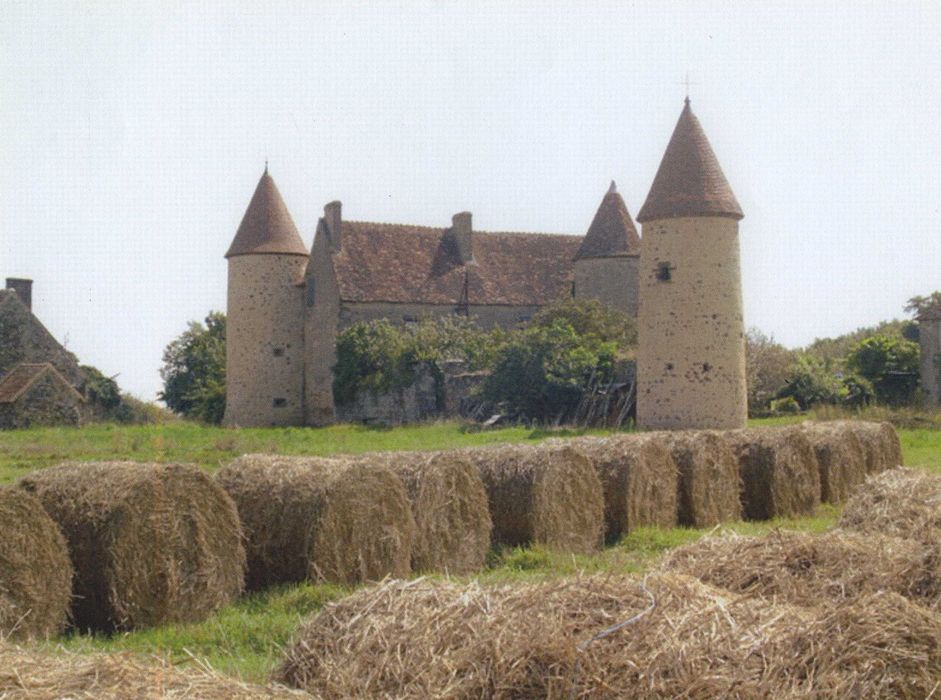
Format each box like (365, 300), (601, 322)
(680, 72), (697, 104)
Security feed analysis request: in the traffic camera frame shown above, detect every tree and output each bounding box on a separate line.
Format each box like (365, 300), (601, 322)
(775, 355), (845, 410)
(845, 335), (920, 406)
(744, 328), (797, 415)
(905, 291), (941, 318)
(482, 319), (618, 422)
(159, 312), (226, 423)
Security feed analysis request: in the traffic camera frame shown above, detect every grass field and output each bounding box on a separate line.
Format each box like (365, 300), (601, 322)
(4, 417), (940, 684)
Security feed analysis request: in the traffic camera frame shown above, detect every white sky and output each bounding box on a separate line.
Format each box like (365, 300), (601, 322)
(2, 1), (940, 401)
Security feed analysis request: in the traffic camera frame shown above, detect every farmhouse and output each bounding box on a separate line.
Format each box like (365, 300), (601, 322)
(0, 279), (87, 428)
(224, 99), (746, 429)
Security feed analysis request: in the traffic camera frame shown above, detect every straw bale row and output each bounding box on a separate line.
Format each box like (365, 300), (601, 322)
(19, 462), (246, 632)
(661, 528), (940, 606)
(0, 487), (72, 639)
(276, 571), (941, 699)
(216, 454), (415, 589)
(458, 443), (604, 554)
(0, 642), (308, 699)
(839, 466), (941, 541)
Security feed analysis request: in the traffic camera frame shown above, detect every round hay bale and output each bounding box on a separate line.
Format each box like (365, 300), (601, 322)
(839, 466), (941, 541)
(799, 421), (867, 504)
(726, 426), (821, 521)
(661, 529), (940, 606)
(655, 430), (741, 527)
(563, 434), (678, 542)
(459, 443), (604, 553)
(350, 451), (491, 575)
(19, 461), (245, 632)
(838, 420), (904, 474)
(216, 455), (415, 588)
(0, 487), (72, 639)
(0, 640), (308, 699)
(274, 572), (812, 699)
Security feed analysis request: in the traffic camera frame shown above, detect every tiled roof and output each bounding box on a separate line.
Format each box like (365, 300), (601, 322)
(574, 182), (641, 261)
(0, 363), (83, 404)
(637, 99), (743, 223)
(225, 170), (308, 258)
(331, 222), (581, 305)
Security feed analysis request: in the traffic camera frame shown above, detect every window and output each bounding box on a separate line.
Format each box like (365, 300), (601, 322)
(702, 362), (711, 372)
(656, 262), (673, 282)
(305, 280), (316, 307)
(273, 347), (284, 357)
(273, 398), (287, 408)
(665, 362), (674, 371)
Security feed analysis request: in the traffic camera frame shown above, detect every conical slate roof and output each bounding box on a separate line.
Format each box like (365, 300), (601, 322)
(574, 181), (641, 260)
(225, 169), (308, 258)
(637, 99), (743, 223)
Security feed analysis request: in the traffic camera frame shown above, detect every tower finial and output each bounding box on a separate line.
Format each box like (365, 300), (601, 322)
(608, 180), (617, 195)
(264, 158), (268, 174)
(681, 72), (696, 105)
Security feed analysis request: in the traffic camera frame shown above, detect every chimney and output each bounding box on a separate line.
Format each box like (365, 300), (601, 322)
(6, 278), (32, 311)
(451, 212), (474, 264)
(324, 201), (342, 252)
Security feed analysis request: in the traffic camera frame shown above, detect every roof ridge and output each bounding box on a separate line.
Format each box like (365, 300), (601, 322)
(344, 220), (578, 238)
(0, 362), (75, 404)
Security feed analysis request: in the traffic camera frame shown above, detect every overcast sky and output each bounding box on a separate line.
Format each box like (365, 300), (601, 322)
(2, 1), (939, 401)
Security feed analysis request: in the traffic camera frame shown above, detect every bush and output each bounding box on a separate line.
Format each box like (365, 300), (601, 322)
(745, 329), (797, 415)
(845, 335), (920, 406)
(775, 356), (845, 410)
(481, 319), (619, 423)
(159, 312), (226, 424)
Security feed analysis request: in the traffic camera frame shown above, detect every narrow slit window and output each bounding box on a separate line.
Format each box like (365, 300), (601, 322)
(305, 281), (316, 307)
(273, 347), (284, 357)
(273, 398), (287, 408)
(702, 362), (711, 372)
(656, 262), (673, 282)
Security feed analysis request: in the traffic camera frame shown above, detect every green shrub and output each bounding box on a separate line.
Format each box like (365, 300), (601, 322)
(159, 312), (226, 424)
(845, 335), (920, 406)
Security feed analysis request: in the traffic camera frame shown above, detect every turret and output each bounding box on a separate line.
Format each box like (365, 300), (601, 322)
(573, 181), (641, 316)
(223, 168), (308, 427)
(636, 99), (747, 429)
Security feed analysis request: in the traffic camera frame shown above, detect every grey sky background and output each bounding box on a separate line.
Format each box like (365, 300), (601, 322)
(2, 1), (939, 401)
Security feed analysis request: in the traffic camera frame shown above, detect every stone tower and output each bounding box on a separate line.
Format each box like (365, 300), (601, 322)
(223, 168), (308, 427)
(636, 99), (747, 430)
(573, 181), (641, 316)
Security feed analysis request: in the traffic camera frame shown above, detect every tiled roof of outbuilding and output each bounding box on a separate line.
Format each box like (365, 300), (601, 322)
(331, 222), (581, 306)
(574, 182), (641, 260)
(0, 363), (83, 404)
(637, 99), (743, 223)
(225, 170), (308, 258)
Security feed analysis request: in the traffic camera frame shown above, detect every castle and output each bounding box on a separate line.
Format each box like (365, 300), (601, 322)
(223, 99), (747, 429)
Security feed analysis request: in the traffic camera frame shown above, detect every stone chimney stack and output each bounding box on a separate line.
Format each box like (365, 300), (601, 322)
(451, 211), (474, 264)
(324, 201), (342, 252)
(6, 278), (32, 311)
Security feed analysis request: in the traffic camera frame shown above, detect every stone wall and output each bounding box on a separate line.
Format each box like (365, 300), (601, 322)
(339, 301), (543, 331)
(574, 256), (639, 317)
(921, 317), (941, 405)
(0, 373), (83, 429)
(223, 254), (307, 427)
(303, 227), (342, 425)
(636, 216), (747, 430)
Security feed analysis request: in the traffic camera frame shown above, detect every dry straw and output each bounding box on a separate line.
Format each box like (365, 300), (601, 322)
(350, 450), (491, 574)
(276, 571), (941, 699)
(561, 434), (678, 542)
(837, 420), (904, 473)
(798, 421), (867, 504)
(661, 528), (940, 606)
(216, 454), (415, 588)
(0, 487), (72, 639)
(0, 641), (308, 699)
(19, 461), (245, 632)
(459, 442), (604, 553)
(655, 430), (741, 527)
(726, 426), (820, 520)
(274, 573), (811, 699)
(839, 466), (941, 541)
